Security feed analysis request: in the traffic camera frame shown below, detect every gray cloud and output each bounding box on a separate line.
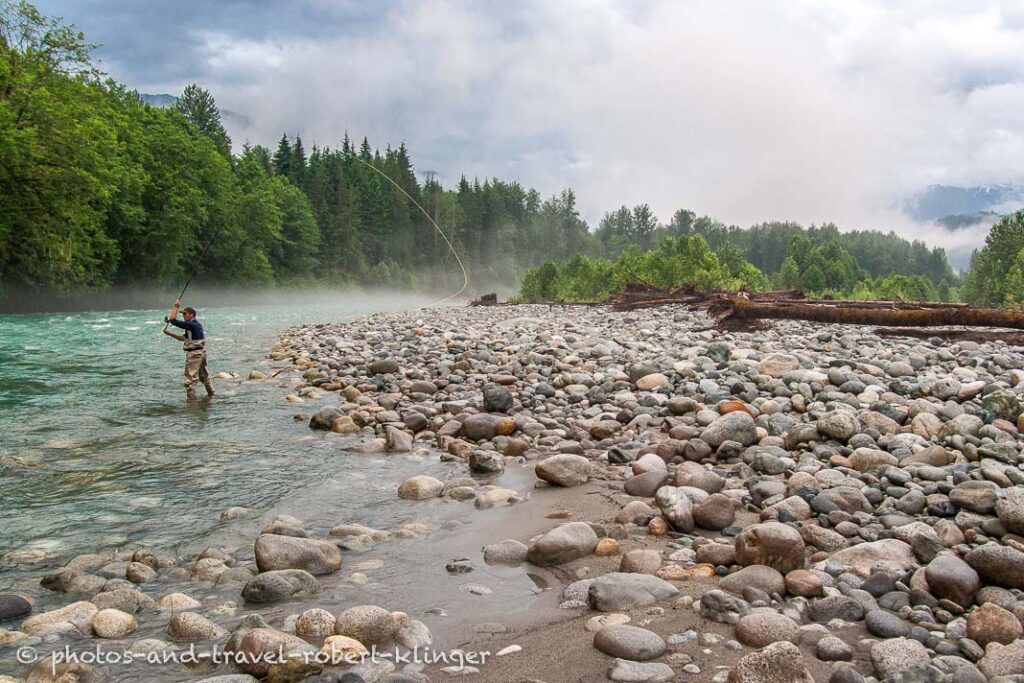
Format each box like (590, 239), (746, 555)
(34, 0), (1024, 244)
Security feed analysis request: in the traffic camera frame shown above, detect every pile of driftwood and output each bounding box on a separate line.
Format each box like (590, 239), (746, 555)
(609, 283), (1024, 334)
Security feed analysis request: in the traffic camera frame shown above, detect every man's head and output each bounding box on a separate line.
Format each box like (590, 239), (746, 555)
(182, 307), (197, 321)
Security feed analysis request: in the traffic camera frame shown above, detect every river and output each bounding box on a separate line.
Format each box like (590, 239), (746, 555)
(0, 290), (547, 680)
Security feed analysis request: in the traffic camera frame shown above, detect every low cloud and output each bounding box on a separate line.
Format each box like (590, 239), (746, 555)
(37, 0), (1024, 242)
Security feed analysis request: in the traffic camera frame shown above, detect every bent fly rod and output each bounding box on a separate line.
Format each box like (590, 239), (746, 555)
(344, 150), (470, 306)
(163, 149), (471, 329)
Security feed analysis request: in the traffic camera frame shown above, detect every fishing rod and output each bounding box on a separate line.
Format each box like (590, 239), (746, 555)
(163, 221), (229, 330)
(343, 150), (470, 306)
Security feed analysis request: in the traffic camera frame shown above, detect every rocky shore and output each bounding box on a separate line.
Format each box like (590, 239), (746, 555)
(3, 303), (1024, 683)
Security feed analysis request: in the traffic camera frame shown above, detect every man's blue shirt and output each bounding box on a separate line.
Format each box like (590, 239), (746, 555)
(168, 317), (205, 341)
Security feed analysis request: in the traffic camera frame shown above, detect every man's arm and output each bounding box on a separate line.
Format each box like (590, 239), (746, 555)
(166, 299), (181, 321)
(163, 328), (185, 342)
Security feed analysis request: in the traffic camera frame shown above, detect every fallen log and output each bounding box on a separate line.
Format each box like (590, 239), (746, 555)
(712, 299), (1024, 330)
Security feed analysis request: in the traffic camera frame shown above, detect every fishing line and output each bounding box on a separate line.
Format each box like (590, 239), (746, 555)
(165, 151), (470, 324)
(344, 150), (470, 307)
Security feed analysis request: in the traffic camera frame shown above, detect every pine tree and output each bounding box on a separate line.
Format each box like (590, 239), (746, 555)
(288, 135), (307, 188)
(174, 84), (232, 158)
(273, 134), (291, 178)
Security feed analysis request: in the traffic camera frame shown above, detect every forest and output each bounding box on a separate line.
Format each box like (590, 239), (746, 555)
(1, 1), (1017, 308)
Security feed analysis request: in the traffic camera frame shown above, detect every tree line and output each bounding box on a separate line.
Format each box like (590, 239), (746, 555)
(0, 1), (593, 297)
(519, 202), (962, 303)
(7, 0), (1014, 309)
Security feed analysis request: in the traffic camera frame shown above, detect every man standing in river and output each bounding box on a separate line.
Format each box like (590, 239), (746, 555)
(163, 299), (214, 400)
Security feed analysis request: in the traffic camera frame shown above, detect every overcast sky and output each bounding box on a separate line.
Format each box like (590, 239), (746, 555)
(36, 0), (1024, 257)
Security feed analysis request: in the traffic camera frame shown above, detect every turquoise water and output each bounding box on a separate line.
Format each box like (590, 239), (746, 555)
(0, 290), (440, 570)
(0, 290), (552, 681)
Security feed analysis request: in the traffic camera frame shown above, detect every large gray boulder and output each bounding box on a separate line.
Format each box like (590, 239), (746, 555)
(925, 554), (979, 606)
(816, 411), (860, 442)
(587, 573), (680, 612)
(828, 539), (916, 578)
(535, 454), (591, 487)
(654, 486), (694, 532)
(870, 637), (930, 680)
(482, 384), (513, 413)
(965, 544), (1024, 589)
(593, 624), (666, 661)
(254, 534), (341, 575)
(462, 414), (499, 441)
(996, 487), (1024, 535)
(241, 569), (320, 603)
(702, 412), (757, 448)
(734, 522), (805, 574)
(526, 522), (598, 566)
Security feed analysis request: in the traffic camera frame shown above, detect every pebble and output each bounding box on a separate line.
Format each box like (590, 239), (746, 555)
(14, 306), (1024, 683)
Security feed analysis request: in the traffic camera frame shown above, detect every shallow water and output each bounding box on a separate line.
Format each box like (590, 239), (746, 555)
(0, 291), (434, 564)
(0, 291), (548, 680)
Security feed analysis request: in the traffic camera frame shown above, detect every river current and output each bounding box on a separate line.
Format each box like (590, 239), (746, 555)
(0, 290), (573, 680)
(0, 291), (439, 565)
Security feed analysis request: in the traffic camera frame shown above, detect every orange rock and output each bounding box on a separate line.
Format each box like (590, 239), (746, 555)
(829, 455), (851, 468)
(648, 517), (669, 536)
(495, 417), (517, 436)
(594, 538), (621, 557)
(785, 569), (824, 597)
(967, 602), (1023, 646)
(688, 564), (717, 579)
(719, 400), (754, 417)
(655, 564), (688, 580)
(993, 418), (1017, 435)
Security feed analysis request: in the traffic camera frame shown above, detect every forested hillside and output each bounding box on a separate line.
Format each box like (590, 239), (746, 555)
(0, 2), (593, 296)
(3, 1), (1005, 307)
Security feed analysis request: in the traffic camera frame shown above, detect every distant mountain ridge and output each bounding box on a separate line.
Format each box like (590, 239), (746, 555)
(906, 184), (1024, 223)
(140, 93), (177, 108)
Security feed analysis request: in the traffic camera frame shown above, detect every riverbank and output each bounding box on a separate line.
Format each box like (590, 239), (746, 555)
(2, 303), (1023, 682)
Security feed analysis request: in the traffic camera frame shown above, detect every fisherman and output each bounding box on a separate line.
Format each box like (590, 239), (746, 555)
(162, 299), (214, 399)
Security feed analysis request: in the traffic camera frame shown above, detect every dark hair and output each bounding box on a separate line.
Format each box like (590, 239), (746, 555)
(183, 307), (197, 317)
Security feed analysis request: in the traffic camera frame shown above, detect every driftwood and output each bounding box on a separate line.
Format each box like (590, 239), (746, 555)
(710, 298), (1024, 330)
(609, 283), (1024, 332)
(470, 293), (499, 306)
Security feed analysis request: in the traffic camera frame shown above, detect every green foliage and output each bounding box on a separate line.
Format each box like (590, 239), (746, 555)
(175, 83), (232, 159)
(0, 1), (977, 306)
(0, 0), (120, 289)
(963, 210), (1024, 307)
(517, 234), (767, 302)
(873, 274), (938, 302)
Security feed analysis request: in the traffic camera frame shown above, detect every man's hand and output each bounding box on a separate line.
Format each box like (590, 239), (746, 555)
(167, 299), (181, 322)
